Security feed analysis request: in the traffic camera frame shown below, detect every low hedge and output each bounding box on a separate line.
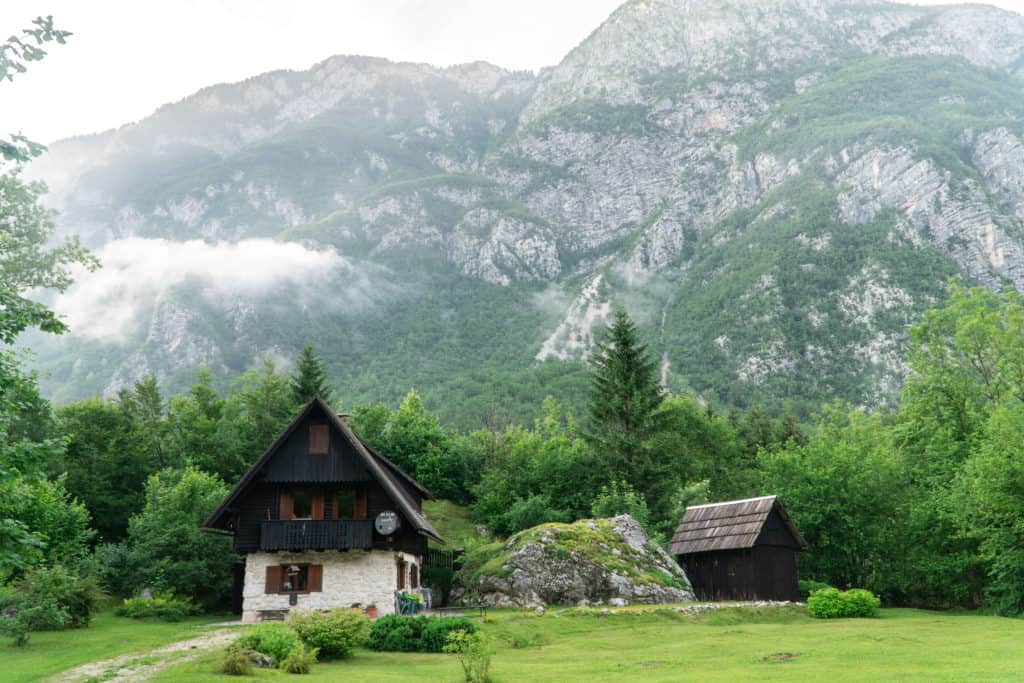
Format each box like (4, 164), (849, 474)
(367, 615), (478, 653)
(233, 623), (303, 665)
(808, 587), (881, 618)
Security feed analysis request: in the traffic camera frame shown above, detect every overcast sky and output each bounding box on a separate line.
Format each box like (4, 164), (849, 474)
(2, 0), (1023, 144)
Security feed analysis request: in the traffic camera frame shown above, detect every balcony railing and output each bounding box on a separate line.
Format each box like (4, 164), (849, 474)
(260, 519), (373, 552)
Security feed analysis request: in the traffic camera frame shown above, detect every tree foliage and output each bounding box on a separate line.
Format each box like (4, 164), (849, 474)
(290, 344), (333, 405)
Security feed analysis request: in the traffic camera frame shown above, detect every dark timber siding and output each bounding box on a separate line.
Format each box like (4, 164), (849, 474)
(261, 420), (374, 483)
(681, 546), (799, 602)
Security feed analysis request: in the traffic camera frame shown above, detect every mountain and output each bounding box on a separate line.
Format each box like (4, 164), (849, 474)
(25, 0), (1024, 426)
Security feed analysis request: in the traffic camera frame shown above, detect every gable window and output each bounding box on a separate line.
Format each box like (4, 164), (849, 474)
(309, 424), (329, 454)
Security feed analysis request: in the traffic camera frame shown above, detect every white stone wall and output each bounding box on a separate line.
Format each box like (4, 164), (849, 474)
(242, 549), (420, 623)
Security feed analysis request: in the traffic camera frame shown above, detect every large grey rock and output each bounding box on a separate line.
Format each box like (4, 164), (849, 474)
(452, 515), (693, 608)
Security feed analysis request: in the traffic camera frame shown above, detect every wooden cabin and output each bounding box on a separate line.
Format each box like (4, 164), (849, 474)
(204, 396), (443, 622)
(668, 495), (807, 602)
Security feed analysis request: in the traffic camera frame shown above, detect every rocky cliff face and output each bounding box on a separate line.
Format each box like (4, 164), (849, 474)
(25, 0), (1024, 417)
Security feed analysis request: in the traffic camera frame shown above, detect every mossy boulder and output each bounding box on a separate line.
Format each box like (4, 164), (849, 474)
(452, 515), (693, 607)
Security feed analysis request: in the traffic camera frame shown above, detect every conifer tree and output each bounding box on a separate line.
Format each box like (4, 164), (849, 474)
(585, 309), (675, 523)
(290, 345), (333, 406)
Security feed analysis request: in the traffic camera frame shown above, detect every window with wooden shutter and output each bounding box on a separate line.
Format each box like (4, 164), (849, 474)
(309, 424), (329, 454)
(308, 565), (323, 592)
(354, 490), (367, 520)
(410, 563), (419, 589)
(265, 565), (283, 594)
(311, 492), (325, 521)
(396, 558), (406, 590)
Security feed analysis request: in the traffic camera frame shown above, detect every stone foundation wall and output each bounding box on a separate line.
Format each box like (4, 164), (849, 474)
(242, 549), (420, 623)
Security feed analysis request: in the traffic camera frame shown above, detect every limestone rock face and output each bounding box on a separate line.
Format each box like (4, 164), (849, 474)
(22, 0), (1024, 413)
(452, 515), (693, 607)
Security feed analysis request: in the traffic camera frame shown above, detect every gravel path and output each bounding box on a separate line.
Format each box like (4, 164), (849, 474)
(46, 628), (239, 683)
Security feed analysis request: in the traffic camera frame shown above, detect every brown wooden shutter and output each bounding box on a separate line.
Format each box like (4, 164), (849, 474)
(410, 564), (419, 589)
(354, 490), (367, 520)
(265, 565), (283, 594)
(312, 492), (325, 521)
(309, 424), (329, 454)
(308, 564), (323, 592)
(279, 490), (294, 520)
(396, 559), (406, 590)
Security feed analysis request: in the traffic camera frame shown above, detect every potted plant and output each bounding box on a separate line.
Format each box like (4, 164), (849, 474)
(364, 602), (378, 619)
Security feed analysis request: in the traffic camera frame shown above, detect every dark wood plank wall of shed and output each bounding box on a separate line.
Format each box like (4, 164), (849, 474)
(756, 509), (803, 549)
(681, 546), (799, 601)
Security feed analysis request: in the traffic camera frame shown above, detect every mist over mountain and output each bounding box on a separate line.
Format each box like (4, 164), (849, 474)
(26, 0), (1024, 425)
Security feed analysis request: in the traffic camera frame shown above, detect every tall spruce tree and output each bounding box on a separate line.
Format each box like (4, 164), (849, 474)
(290, 345), (333, 405)
(585, 309), (676, 525)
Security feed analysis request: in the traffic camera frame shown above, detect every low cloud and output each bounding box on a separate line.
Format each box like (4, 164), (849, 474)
(55, 238), (355, 340)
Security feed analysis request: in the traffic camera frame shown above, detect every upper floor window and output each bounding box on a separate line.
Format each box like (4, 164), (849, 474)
(293, 490), (314, 519)
(309, 424), (329, 454)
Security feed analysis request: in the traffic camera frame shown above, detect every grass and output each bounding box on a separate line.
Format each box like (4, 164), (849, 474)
(1, 609), (227, 683)
(422, 499), (481, 548)
(151, 606), (1024, 682)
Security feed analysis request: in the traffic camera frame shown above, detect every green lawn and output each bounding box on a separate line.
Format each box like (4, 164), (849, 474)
(2, 609), (226, 683)
(152, 606), (1024, 682)
(422, 499), (481, 548)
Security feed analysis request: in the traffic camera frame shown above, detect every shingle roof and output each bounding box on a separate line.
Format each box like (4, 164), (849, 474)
(667, 495), (807, 555)
(203, 396), (444, 544)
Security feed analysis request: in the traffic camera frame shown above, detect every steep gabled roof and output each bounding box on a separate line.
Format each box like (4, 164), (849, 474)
(667, 495), (807, 556)
(203, 396), (443, 544)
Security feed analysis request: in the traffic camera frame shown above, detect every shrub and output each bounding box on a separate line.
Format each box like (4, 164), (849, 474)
(367, 615), (478, 653)
(234, 623), (302, 665)
(444, 630), (493, 683)
(280, 642), (318, 674)
(421, 617), (478, 653)
(291, 608), (370, 659)
(842, 588), (882, 617)
(591, 480), (651, 531)
(220, 647), (255, 676)
(0, 565), (104, 645)
(798, 579), (833, 602)
(808, 587), (881, 618)
(115, 593), (197, 621)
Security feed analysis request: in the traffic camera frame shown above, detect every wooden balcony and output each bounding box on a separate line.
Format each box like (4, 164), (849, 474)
(259, 519), (373, 552)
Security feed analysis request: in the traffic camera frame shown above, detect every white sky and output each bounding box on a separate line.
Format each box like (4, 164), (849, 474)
(2, 0), (1023, 145)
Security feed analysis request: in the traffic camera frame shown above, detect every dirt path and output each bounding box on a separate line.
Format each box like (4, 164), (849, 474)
(47, 628), (239, 683)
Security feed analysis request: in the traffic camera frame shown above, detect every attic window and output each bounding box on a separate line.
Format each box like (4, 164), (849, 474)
(309, 424), (329, 454)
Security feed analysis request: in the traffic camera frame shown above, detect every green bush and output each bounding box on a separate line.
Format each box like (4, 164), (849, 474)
(280, 642), (318, 674)
(842, 588), (882, 617)
(234, 623), (303, 665)
(115, 593), (196, 621)
(421, 617), (478, 653)
(444, 630), (493, 683)
(367, 615), (478, 653)
(220, 647), (255, 676)
(808, 587), (880, 618)
(0, 565), (104, 646)
(798, 579), (833, 602)
(291, 608), (370, 659)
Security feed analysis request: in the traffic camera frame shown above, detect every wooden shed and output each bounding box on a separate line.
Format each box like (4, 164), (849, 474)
(668, 495), (807, 602)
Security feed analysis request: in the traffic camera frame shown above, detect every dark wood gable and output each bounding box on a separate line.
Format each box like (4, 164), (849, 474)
(203, 396), (444, 552)
(260, 409), (374, 484)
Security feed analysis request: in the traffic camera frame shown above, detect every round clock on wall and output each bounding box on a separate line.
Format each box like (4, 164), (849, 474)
(374, 510), (400, 535)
